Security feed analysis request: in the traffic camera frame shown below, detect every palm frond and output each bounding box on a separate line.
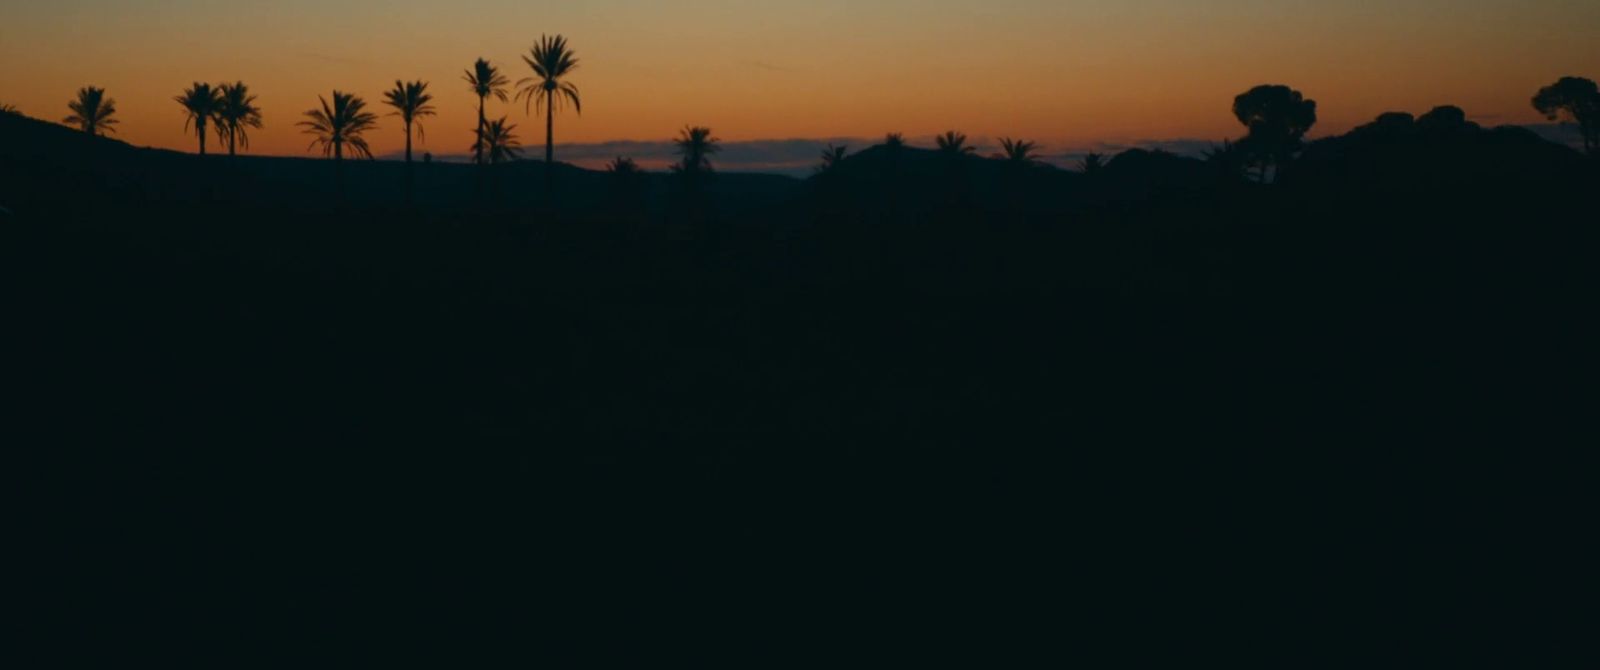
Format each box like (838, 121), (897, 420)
(516, 34), (582, 116)
(64, 86), (118, 135)
(298, 90), (380, 160)
(464, 59), (511, 102)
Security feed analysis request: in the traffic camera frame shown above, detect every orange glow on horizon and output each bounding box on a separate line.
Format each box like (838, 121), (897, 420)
(4, 1), (1596, 160)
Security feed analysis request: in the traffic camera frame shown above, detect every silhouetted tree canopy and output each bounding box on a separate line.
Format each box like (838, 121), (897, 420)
(480, 117), (522, 164)
(607, 156), (640, 174)
(517, 34), (582, 174)
(1532, 76), (1599, 154)
(816, 144), (849, 174)
(383, 80), (436, 164)
(216, 82), (264, 157)
(996, 137), (1042, 166)
(1417, 105), (1477, 133)
(464, 58), (511, 165)
(298, 90), (380, 161)
(1077, 152), (1106, 174)
(1232, 84), (1317, 181)
(175, 82), (224, 155)
(64, 86), (118, 136)
(936, 131), (975, 158)
(674, 126), (720, 174)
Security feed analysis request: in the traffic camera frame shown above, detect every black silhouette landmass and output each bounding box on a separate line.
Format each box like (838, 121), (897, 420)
(3, 107), (1595, 663)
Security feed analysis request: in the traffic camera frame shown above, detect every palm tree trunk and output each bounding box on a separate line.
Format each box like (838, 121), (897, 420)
(228, 127), (237, 157)
(476, 97), (487, 165)
(545, 98), (555, 192)
(404, 119), (413, 164)
(198, 122), (207, 156)
(335, 139), (342, 162)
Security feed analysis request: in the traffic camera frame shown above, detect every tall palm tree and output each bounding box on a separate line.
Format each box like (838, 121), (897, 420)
(996, 137), (1041, 165)
(479, 117), (523, 164)
(516, 34), (582, 172)
(215, 82), (263, 157)
(175, 82), (224, 156)
(936, 131), (976, 158)
(674, 126), (720, 174)
(464, 58), (510, 165)
(298, 91), (380, 161)
(382, 80), (436, 164)
(64, 87), (118, 136)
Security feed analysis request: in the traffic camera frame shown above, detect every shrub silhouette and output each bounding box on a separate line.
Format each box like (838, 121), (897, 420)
(884, 133), (906, 150)
(383, 80), (437, 164)
(517, 34), (582, 182)
(1232, 84), (1317, 182)
(298, 90), (380, 161)
(1532, 76), (1599, 154)
(216, 82), (264, 157)
(1417, 105), (1477, 133)
(464, 58), (511, 165)
(64, 87), (118, 136)
(175, 82), (224, 156)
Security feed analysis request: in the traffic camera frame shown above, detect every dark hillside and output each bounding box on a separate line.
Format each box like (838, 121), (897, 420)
(3, 110), (1596, 662)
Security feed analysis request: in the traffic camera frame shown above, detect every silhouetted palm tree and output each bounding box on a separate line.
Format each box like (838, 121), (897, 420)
(175, 83), (224, 156)
(298, 91), (379, 161)
(517, 34), (582, 173)
(1077, 152), (1106, 174)
(215, 82), (263, 157)
(996, 137), (1041, 165)
(817, 144), (849, 174)
(1532, 76), (1599, 155)
(0, 103), (20, 117)
(607, 156), (641, 174)
(464, 58), (510, 165)
(884, 133), (906, 150)
(480, 117), (523, 164)
(936, 131), (976, 158)
(383, 80), (436, 164)
(64, 87), (118, 136)
(674, 126), (720, 174)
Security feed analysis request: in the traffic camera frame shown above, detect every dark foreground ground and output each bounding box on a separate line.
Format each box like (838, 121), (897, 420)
(3, 112), (1596, 663)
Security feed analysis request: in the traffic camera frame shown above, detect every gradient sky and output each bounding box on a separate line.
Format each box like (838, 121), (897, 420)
(3, 0), (1597, 161)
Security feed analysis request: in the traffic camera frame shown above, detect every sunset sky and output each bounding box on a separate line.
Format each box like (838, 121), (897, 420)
(3, 0), (1596, 166)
